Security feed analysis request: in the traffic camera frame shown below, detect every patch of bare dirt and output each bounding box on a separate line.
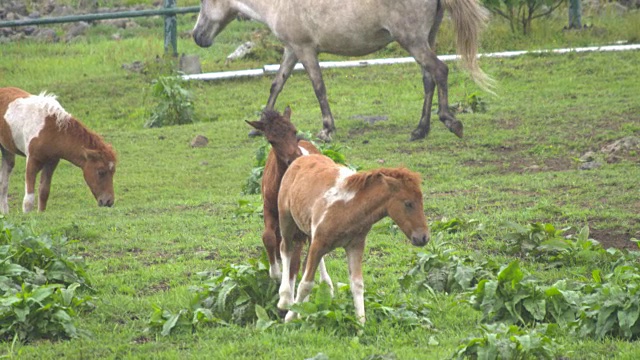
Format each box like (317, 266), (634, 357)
(589, 228), (639, 251)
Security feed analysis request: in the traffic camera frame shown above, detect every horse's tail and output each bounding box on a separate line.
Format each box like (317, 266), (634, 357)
(442, 0), (494, 92)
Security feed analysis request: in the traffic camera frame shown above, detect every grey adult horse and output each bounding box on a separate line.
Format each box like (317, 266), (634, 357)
(193, 0), (491, 141)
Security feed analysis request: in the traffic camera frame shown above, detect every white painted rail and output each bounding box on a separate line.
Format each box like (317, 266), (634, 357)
(181, 43), (640, 81)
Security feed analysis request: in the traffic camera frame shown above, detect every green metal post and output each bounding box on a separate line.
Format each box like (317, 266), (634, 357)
(164, 0), (178, 56)
(568, 0), (582, 29)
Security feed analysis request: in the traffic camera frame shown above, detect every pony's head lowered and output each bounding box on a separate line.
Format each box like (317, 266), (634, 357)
(246, 107), (302, 166)
(192, 0), (238, 47)
(348, 168), (430, 246)
(80, 138), (117, 208)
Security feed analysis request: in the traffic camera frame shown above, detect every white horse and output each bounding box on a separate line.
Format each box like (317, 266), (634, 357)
(193, 0), (491, 141)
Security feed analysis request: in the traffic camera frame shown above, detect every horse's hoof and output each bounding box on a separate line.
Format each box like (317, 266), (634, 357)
(446, 120), (464, 138)
(316, 129), (333, 142)
(410, 128), (427, 141)
(248, 129), (263, 138)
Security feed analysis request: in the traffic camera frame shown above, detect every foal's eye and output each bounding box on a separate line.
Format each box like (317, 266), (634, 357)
(98, 170), (107, 177)
(404, 201), (414, 209)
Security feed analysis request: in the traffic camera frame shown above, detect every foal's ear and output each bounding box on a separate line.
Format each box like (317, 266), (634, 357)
(283, 106), (292, 119)
(365, 172), (384, 186)
(83, 148), (103, 162)
(245, 120), (264, 131)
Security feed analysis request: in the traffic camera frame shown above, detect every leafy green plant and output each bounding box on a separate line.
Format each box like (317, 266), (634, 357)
(0, 283), (92, 342)
(148, 254), (279, 335)
(453, 323), (562, 360)
(577, 263), (640, 340)
(145, 75), (196, 128)
(242, 140), (270, 195)
(399, 232), (496, 294)
(289, 282), (432, 334)
(0, 219), (94, 342)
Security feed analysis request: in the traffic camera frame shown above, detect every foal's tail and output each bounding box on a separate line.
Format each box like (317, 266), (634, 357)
(443, 0), (494, 92)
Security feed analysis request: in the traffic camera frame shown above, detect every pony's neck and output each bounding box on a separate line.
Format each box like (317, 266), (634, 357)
(55, 118), (101, 168)
(348, 180), (393, 227)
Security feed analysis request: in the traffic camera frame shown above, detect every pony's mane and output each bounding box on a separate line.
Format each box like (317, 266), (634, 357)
(33, 92), (117, 163)
(64, 119), (117, 162)
(32, 92), (72, 125)
(344, 167), (421, 192)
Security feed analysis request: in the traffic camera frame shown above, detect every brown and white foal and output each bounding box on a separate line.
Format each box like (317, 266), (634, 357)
(0, 87), (117, 213)
(277, 154), (430, 324)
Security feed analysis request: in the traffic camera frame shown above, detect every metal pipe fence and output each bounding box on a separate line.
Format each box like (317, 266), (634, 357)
(0, 0), (199, 55)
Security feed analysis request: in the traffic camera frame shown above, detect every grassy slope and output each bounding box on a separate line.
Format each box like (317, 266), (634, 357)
(0, 10), (639, 359)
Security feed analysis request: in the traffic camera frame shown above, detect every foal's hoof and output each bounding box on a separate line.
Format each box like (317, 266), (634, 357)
(445, 119), (464, 138)
(278, 309), (288, 319)
(248, 129), (263, 138)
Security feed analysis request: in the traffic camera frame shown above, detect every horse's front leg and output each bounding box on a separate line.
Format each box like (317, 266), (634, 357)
(38, 159), (59, 212)
(295, 48), (336, 142)
(346, 241), (366, 324)
(0, 148), (15, 214)
(411, 69), (437, 141)
(432, 60), (463, 138)
(23, 157), (43, 213)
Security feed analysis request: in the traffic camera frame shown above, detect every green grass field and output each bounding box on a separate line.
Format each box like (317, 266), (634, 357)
(0, 7), (639, 359)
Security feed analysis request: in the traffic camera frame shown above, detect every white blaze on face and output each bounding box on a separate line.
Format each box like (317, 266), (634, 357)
(3, 93), (70, 156)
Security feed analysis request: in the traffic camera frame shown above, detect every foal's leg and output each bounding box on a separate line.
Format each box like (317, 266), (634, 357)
(285, 239), (328, 322)
(0, 148), (15, 214)
(346, 241), (366, 324)
(278, 218), (305, 312)
(38, 159), (59, 212)
(293, 46), (336, 142)
(23, 156), (44, 213)
(262, 210), (282, 281)
(318, 257), (334, 297)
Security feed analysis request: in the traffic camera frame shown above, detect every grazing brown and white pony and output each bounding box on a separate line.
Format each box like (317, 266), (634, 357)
(193, 0), (491, 141)
(277, 154), (430, 323)
(246, 108), (333, 293)
(0, 87), (117, 213)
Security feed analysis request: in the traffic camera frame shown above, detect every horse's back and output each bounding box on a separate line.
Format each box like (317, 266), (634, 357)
(0, 87), (32, 155)
(280, 154), (339, 206)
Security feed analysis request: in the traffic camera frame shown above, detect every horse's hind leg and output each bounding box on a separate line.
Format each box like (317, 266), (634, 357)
(38, 159), (59, 212)
(0, 147), (15, 214)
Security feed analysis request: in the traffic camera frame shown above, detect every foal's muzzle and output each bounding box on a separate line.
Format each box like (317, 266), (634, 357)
(98, 198), (114, 207)
(411, 231), (430, 247)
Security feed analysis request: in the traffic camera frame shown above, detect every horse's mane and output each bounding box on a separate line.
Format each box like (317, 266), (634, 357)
(260, 109), (296, 137)
(36, 92), (117, 163)
(344, 167), (421, 192)
(63, 119), (117, 162)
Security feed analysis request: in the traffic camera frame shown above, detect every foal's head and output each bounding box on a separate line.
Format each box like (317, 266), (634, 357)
(380, 169), (430, 247)
(246, 107), (302, 166)
(81, 146), (117, 207)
